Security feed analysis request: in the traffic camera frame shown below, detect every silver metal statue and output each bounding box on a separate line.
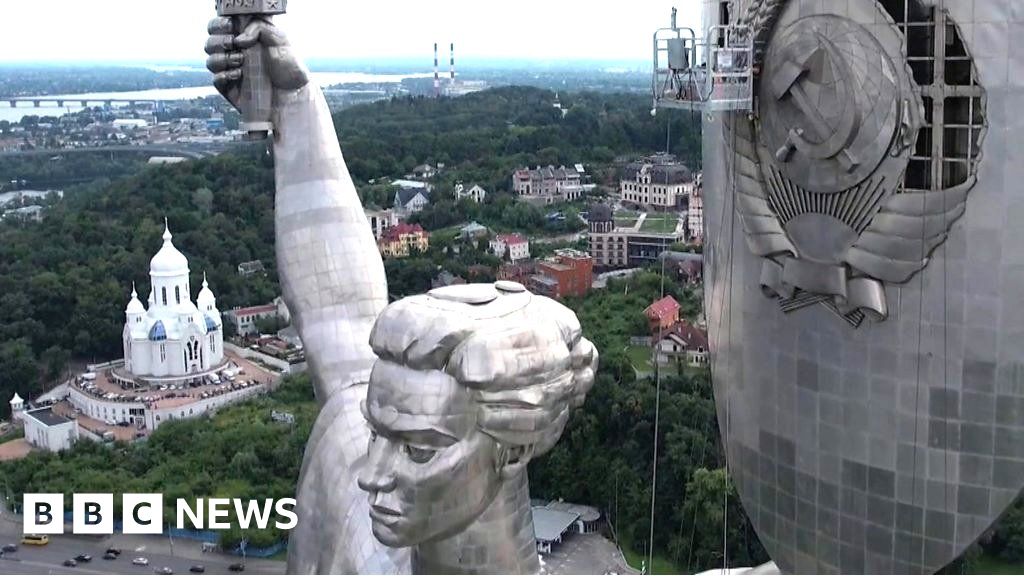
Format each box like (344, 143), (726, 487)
(205, 14), (598, 575)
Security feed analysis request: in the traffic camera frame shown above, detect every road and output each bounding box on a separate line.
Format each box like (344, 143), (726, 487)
(0, 145), (219, 160)
(0, 517), (283, 575)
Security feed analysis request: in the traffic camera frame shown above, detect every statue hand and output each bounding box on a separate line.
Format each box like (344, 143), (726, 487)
(205, 16), (309, 111)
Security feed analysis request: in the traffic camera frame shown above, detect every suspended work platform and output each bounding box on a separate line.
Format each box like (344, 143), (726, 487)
(652, 16), (754, 113)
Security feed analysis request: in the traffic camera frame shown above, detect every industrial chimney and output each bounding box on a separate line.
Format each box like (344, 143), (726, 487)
(434, 43), (440, 97)
(450, 43), (456, 87)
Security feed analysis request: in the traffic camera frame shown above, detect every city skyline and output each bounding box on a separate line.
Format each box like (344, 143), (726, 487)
(0, 1), (702, 66)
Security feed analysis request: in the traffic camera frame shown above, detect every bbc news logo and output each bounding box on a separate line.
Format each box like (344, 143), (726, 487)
(24, 494), (297, 535)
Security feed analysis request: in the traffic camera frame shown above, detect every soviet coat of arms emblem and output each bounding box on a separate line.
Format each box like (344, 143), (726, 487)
(711, 0), (1000, 574)
(731, 0), (982, 327)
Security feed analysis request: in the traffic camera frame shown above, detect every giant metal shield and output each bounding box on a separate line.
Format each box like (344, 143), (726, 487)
(702, 0), (1024, 572)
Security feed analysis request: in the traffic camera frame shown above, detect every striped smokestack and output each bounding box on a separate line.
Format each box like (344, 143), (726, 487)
(450, 43), (455, 85)
(434, 43), (440, 97)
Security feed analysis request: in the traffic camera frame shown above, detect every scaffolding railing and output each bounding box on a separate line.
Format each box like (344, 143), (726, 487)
(653, 23), (754, 113)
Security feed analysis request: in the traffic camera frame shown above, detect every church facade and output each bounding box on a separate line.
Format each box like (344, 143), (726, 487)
(123, 223), (224, 378)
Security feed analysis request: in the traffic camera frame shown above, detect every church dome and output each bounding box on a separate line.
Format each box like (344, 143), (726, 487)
(197, 273), (217, 309)
(126, 284), (146, 315)
(150, 221), (189, 277)
(176, 300), (201, 319)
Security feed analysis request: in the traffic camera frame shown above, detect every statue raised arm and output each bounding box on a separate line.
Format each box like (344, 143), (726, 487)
(207, 15), (598, 575)
(207, 16), (387, 402)
(207, 16), (403, 574)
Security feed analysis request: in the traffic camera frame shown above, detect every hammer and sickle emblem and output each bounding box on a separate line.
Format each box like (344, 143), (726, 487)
(771, 34), (862, 173)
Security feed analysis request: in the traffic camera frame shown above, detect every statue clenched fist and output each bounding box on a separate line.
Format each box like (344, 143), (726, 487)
(205, 16), (309, 137)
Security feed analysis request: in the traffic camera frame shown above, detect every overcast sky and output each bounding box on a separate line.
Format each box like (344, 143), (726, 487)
(0, 1), (703, 66)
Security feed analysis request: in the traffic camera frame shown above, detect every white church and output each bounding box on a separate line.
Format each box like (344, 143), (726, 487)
(123, 222), (224, 378)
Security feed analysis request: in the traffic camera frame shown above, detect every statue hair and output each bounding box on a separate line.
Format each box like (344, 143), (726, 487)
(367, 285), (598, 462)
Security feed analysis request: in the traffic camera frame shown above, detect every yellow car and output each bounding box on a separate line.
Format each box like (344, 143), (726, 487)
(21, 535), (49, 546)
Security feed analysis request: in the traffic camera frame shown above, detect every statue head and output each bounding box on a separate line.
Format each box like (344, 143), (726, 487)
(356, 282), (597, 548)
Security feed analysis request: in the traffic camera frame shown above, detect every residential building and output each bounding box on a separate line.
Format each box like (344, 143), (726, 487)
(237, 260), (265, 276)
(661, 251), (704, 285)
(412, 164), (437, 179)
(497, 261), (535, 285)
(113, 118), (150, 130)
(365, 207), (401, 240)
(620, 154), (695, 209)
(688, 176), (704, 244)
(394, 187), (431, 215)
(490, 233), (530, 262)
(529, 249), (594, 299)
(432, 271), (467, 289)
(455, 183), (487, 204)
(0, 189), (62, 209)
(467, 264), (495, 282)
(588, 203), (685, 268)
(391, 179), (432, 191)
(224, 303), (279, 337)
(460, 221), (489, 240)
(22, 407), (78, 453)
(513, 165), (586, 205)
(656, 321), (709, 368)
(645, 295), (681, 335)
(3, 205), (44, 222)
(379, 223), (430, 258)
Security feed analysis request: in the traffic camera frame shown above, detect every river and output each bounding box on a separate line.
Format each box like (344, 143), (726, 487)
(0, 71), (432, 123)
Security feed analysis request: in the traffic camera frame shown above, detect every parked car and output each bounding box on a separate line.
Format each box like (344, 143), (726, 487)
(63, 559), (77, 567)
(133, 557), (150, 566)
(1, 543), (17, 553)
(75, 553), (92, 562)
(155, 567), (174, 575)
(103, 552), (118, 560)
(105, 547), (122, 556)
(189, 565), (206, 574)
(228, 562), (245, 572)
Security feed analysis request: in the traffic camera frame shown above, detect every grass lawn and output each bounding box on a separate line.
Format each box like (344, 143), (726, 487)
(619, 536), (684, 575)
(626, 345), (655, 372)
(640, 214), (681, 233)
(967, 555), (1024, 574)
(431, 225), (465, 241)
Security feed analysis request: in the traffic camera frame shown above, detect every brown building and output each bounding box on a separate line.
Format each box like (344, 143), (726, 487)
(644, 295), (680, 335)
(529, 249), (594, 299)
(497, 261), (535, 285)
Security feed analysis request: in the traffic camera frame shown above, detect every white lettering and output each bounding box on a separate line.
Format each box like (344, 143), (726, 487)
(73, 493), (113, 535)
(274, 498), (298, 530)
(123, 494), (163, 535)
(207, 498), (231, 529)
(23, 494), (63, 534)
(232, 499), (274, 530)
(176, 498), (204, 530)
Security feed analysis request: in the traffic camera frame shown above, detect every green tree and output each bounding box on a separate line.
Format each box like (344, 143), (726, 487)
(0, 340), (37, 411)
(39, 345), (70, 382)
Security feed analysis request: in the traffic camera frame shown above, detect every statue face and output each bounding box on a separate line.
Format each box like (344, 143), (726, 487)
(358, 362), (502, 547)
